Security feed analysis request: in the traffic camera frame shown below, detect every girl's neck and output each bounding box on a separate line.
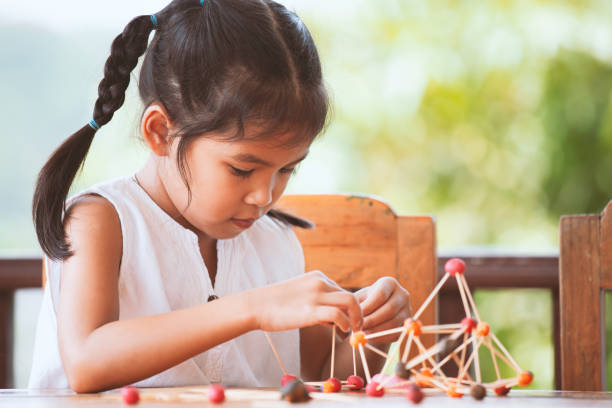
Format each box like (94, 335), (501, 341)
(135, 156), (217, 250)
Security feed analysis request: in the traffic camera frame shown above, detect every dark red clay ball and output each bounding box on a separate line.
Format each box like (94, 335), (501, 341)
(494, 385), (511, 396)
(365, 382), (385, 397)
(327, 377), (341, 392)
(346, 375), (365, 390)
(208, 384), (225, 404)
(405, 383), (424, 404)
(445, 258), (466, 276)
(120, 386), (139, 405)
(281, 374), (298, 387)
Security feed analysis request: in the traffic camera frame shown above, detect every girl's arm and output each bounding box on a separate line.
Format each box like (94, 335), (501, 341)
(57, 196), (362, 393)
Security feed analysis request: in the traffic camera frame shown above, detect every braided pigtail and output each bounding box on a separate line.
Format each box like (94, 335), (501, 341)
(32, 15), (155, 260)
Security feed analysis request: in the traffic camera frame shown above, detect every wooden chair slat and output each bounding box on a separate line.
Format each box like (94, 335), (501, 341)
(559, 199), (611, 391)
(601, 201), (612, 289)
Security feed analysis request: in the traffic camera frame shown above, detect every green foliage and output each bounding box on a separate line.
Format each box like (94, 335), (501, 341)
(540, 50), (612, 217)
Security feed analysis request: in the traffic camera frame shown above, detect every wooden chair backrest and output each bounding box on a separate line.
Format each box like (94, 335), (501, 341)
(559, 199), (612, 390)
(276, 194), (437, 327)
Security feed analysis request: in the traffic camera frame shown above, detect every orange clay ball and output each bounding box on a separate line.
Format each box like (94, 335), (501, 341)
(415, 368), (433, 387)
(322, 381), (335, 393)
(403, 318), (422, 336)
(349, 331), (367, 349)
(517, 371), (533, 386)
(476, 322), (490, 337)
(446, 384), (464, 398)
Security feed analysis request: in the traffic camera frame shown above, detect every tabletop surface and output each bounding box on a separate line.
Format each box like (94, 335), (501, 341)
(1, 387), (612, 407)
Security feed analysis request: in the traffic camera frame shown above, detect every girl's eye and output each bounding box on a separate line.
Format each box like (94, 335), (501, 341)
(230, 166), (254, 178)
(279, 167), (296, 175)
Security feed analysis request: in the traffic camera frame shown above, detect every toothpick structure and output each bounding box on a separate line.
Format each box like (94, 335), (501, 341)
(269, 258), (533, 399)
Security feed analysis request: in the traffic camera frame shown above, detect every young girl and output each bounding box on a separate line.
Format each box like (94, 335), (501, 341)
(29, 0), (412, 392)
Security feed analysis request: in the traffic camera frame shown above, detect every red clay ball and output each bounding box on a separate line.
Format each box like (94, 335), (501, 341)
(208, 384), (225, 404)
(365, 382), (385, 397)
(346, 375), (365, 390)
(445, 258), (466, 276)
(494, 385), (511, 396)
(281, 374), (297, 387)
(120, 386), (139, 405)
(461, 317), (477, 333)
(327, 377), (341, 392)
(405, 383), (424, 404)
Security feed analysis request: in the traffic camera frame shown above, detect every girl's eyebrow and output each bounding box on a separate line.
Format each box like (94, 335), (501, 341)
(231, 153), (309, 167)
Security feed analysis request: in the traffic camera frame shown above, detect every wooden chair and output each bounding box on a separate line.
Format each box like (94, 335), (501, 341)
(275, 194), (437, 329)
(559, 199), (612, 390)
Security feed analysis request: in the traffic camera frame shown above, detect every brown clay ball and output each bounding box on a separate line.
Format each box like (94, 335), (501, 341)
(470, 384), (487, 400)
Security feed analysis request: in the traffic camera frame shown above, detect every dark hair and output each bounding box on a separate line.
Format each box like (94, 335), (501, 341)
(33, 0), (325, 260)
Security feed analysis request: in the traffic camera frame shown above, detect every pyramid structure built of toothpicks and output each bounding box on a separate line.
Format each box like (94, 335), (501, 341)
(267, 258), (534, 402)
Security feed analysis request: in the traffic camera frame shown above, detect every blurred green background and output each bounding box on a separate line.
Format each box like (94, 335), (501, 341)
(1, 0), (611, 389)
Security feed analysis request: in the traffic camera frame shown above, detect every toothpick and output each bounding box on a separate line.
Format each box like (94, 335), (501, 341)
(430, 336), (471, 373)
(485, 337), (501, 380)
(472, 334), (482, 384)
(458, 333), (467, 379)
(365, 343), (389, 359)
(358, 344), (371, 383)
(330, 325), (336, 379)
(401, 331), (414, 363)
(263, 331), (287, 375)
(455, 274), (471, 318)
(414, 337), (447, 379)
(490, 332), (522, 372)
(429, 377), (450, 391)
(364, 327), (405, 340)
(456, 338), (479, 382)
(413, 273), (449, 320)
(487, 340), (515, 369)
(352, 344), (357, 376)
(421, 324), (462, 331)
(405, 340), (440, 370)
(459, 274), (481, 322)
(421, 329), (460, 334)
(452, 354), (473, 382)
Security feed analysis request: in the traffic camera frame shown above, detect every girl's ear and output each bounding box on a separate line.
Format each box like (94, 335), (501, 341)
(141, 104), (173, 156)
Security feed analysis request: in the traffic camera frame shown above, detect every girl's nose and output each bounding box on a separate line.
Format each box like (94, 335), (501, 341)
(245, 178), (274, 207)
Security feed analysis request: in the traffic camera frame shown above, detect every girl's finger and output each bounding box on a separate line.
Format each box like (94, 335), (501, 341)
(318, 291), (363, 331)
(362, 291), (408, 331)
(313, 306), (351, 332)
(354, 287), (369, 303)
(359, 280), (394, 317)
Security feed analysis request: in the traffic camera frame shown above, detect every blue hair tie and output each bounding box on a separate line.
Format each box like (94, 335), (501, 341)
(88, 119), (101, 131)
(150, 14), (158, 28)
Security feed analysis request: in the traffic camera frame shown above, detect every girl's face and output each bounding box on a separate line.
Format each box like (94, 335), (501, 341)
(159, 129), (310, 240)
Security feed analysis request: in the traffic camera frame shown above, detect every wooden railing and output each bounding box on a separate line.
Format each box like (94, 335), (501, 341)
(0, 255), (559, 389)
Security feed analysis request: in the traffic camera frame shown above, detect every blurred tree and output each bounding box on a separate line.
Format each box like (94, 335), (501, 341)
(540, 50), (612, 218)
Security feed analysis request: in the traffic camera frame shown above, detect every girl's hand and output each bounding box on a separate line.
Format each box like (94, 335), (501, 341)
(355, 277), (412, 343)
(251, 271), (363, 333)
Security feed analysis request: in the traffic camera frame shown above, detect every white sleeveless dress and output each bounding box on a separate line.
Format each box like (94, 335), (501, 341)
(28, 175), (303, 389)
